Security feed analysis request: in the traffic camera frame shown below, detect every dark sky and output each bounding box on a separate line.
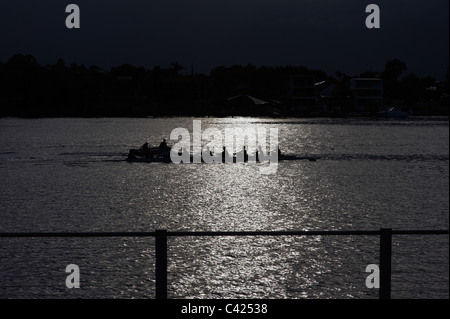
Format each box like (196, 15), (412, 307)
(1, 0), (448, 79)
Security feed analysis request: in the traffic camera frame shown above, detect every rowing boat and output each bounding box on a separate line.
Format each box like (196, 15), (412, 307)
(126, 151), (318, 163)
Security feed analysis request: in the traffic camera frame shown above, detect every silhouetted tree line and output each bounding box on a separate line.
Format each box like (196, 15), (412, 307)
(360, 59), (449, 115)
(0, 54), (448, 117)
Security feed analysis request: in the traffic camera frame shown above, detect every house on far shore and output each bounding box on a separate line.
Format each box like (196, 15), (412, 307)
(350, 78), (383, 113)
(222, 94), (271, 116)
(286, 74), (318, 115)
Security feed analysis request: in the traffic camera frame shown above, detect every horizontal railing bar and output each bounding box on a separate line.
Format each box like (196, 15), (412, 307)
(0, 232), (157, 238)
(390, 230), (449, 235)
(168, 230), (449, 236)
(0, 229), (447, 238)
(168, 230), (382, 236)
(0, 228), (448, 300)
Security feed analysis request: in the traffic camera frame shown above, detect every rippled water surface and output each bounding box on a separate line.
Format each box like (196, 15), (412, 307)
(0, 117), (448, 298)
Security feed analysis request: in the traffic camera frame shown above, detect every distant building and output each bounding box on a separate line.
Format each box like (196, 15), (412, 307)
(287, 75), (318, 114)
(350, 78), (383, 112)
(223, 94), (269, 116)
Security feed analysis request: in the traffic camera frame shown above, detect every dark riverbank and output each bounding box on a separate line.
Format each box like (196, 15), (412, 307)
(1, 54), (448, 118)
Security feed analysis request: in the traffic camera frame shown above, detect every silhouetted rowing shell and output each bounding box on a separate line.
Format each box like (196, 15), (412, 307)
(125, 155), (319, 163)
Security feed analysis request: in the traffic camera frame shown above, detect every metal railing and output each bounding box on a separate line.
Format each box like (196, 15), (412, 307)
(1, 228), (448, 299)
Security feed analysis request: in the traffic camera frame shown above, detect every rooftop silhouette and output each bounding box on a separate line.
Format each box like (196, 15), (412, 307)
(0, 54), (448, 118)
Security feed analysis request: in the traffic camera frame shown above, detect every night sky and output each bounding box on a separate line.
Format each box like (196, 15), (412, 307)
(1, 0), (448, 79)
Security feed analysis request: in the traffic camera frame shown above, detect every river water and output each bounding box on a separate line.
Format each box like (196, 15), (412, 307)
(0, 117), (448, 299)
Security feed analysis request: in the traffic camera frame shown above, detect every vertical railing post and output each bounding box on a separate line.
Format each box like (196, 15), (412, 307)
(155, 229), (168, 299)
(379, 228), (392, 299)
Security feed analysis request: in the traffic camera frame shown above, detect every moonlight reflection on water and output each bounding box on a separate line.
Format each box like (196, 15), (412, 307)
(0, 117), (448, 298)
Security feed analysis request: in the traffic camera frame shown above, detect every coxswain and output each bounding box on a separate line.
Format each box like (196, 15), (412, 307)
(140, 141), (149, 151)
(159, 138), (168, 149)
